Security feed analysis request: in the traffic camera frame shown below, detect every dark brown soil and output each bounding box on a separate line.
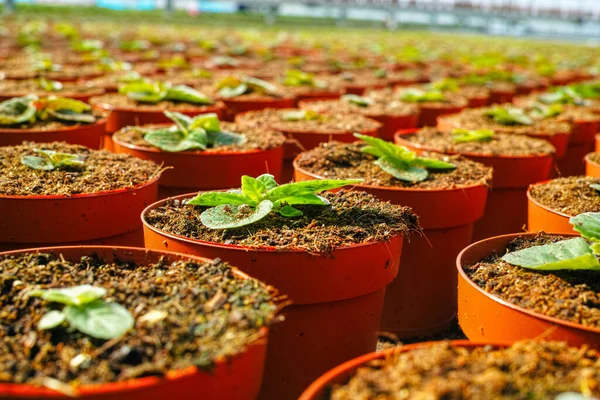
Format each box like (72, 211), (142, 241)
(113, 122), (286, 152)
(529, 176), (600, 216)
(299, 98), (419, 118)
(0, 251), (277, 385)
(463, 233), (600, 328)
(0, 142), (161, 196)
(235, 108), (381, 134)
(439, 106), (572, 136)
(403, 127), (556, 156)
(89, 93), (217, 111)
(294, 142), (492, 189)
(144, 190), (419, 255)
(588, 153), (600, 164)
(331, 340), (600, 399)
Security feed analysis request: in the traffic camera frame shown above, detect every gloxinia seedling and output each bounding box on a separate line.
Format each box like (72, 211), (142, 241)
(538, 86), (588, 106)
(143, 111), (245, 152)
(485, 106), (533, 126)
(118, 81), (213, 105)
(30, 284), (134, 340)
(501, 212), (600, 271)
(21, 149), (85, 171)
(341, 94), (375, 107)
(187, 174), (362, 229)
(216, 76), (280, 98)
(354, 133), (456, 182)
(282, 69), (327, 88)
(451, 128), (495, 143)
(400, 88), (446, 103)
(0, 95), (95, 126)
(430, 78), (459, 92)
(529, 103), (563, 119)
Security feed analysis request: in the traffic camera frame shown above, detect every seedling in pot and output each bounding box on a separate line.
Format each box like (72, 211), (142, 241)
(485, 106), (533, 126)
(341, 94), (375, 107)
(502, 212), (600, 271)
(529, 103), (563, 120)
(399, 88), (446, 103)
(143, 111), (245, 152)
(118, 80), (213, 105)
(538, 86), (589, 106)
(451, 128), (495, 143)
(187, 174), (361, 229)
(216, 76), (280, 98)
(0, 95), (96, 125)
(38, 78), (63, 92)
(279, 109), (325, 121)
(354, 133), (456, 182)
(21, 149), (86, 171)
(429, 78), (459, 92)
(30, 284), (134, 340)
(282, 69), (328, 88)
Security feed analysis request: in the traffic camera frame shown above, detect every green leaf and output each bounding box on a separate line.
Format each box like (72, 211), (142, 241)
(47, 151), (86, 169)
(38, 310), (66, 330)
(244, 77), (279, 95)
(413, 156), (457, 170)
(267, 179), (362, 201)
(591, 184), (600, 192)
(452, 128), (495, 143)
(431, 78), (459, 92)
(164, 110), (192, 134)
(189, 113), (221, 132)
(341, 94), (374, 107)
(43, 97), (94, 123)
(375, 156), (429, 182)
(530, 103), (563, 120)
(0, 95), (38, 125)
(400, 88), (446, 103)
(187, 191), (252, 207)
(279, 205), (303, 217)
(165, 85), (213, 105)
(257, 174), (278, 191)
(274, 193), (329, 207)
(38, 78), (63, 92)
(241, 175), (267, 203)
(360, 145), (385, 158)
(30, 285), (107, 306)
(71, 39), (103, 52)
(283, 69), (315, 87)
(206, 130), (246, 146)
(119, 39), (150, 52)
(501, 237), (600, 271)
(570, 212), (600, 242)
(21, 155), (54, 171)
(485, 106), (533, 126)
(119, 81), (167, 103)
(280, 109), (322, 121)
(64, 300), (134, 340)
(200, 200), (273, 229)
(144, 127), (207, 152)
(218, 83), (248, 98)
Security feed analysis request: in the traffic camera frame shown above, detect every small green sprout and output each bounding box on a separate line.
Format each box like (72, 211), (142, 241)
(452, 128), (495, 143)
(400, 88), (446, 103)
(216, 76), (280, 98)
(21, 149), (85, 171)
(485, 106), (533, 126)
(341, 94), (375, 107)
(118, 81), (213, 105)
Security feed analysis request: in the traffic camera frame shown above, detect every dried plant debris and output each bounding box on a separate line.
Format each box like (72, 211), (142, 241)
(0, 142), (160, 196)
(331, 341), (600, 399)
(0, 252), (278, 385)
(145, 190), (419, 255)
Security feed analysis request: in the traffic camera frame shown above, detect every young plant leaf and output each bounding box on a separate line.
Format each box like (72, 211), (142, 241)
(30, 285), (107, 306)
(279, 109), (322, 122)
(164, 110), (192, 133)
(341, 94), (374, 107)
(400, 88), (446, 103)
(241, 175), (267, 203)
(412, 156), (457, 170)
(501, 237), (600, 271)
(257, 174), (278, 191)
(21, 155), (55, 171)
(119, 81), (167, 103)
(165, 85), (213, 105)
(279, 205), (303, 217)
(38, 78), (63, 92)
(63, 300), (134, 340)
(591, 184), (600, 192)
(570, 212), (600, 243)
(189, 113), (220, 132)
(206, 130), (246, 146)
(376, 157), (429, 182)
(200, 200), (274, 229)
(273, 193), (329, 207)
(266, 179), (362, 201)
(144, 127), (207, 152)
(452, 128), (495, 143)
(187, 191), (252, 207)
(485, 106), (533, 126)
(38, 310), (66, 330)
(0, 95), (38, 125)
(218, 83), (248, 98)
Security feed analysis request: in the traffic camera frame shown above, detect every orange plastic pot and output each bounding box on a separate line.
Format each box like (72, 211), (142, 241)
(112, 133), (284, 199)
(596, 134), (600, 152)
(417, 104), (465, 127)
(466, 95), (489, 108)
(457, 233), (600, 348)
(294, 162), (488, 338)
(142, 196), (403, 400)
(437, 116), (570, 159)
(586, 153), (600, 177)
(527, 183), (574, 234)
(0, 119), (106, 149)
(0, 175), (159, 249)
(556, 119), (599, 177)
(299, 340), (509, 400)
(395, 129), (553, 241)
(220, 97), (295, 121)
(0, 245), (269, 400)
(293, 91), (342, 106)
(0, 88), (105, 104)
(488, 87), (515, 105)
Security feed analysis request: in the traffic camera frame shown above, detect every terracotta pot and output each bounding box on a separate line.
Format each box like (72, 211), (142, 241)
(0, 119), (106, 149)
(596, 134), (600, 152)
(113, 133), (284, 199)
(527, 182), (574, 234)
(89, 98), (226, 150)
(343, 82), (387, 96)
(293, 90), (342, 106)
(457, 233), (600, 348)
(220, 97), (295, 121)
(417, 104), (465, 128)
(142, 195), (403, 400)
(586, 153), (600, 177)
(0, 88), (105, 104)
(0, 175), (159, 249)
(488, 87), (515, 105)
(437, 116), (570, 159)
(556, 119), (599, 177)
(466, 95), (489, 108)
(298, 340), (509, 400)
(395, 129), (553, 241)
(294, 162), (488, 338)
(0, 245), (269, 400)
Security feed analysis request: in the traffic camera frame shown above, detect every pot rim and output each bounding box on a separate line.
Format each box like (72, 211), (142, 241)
(0, 117), (107, 134)
(456, 232), (600, 334)
(394, 128), (556, 160)
(0, 245), (270, 397)
(585, 152), (600, 167)
(297, 98), (419, 119)
(298, 339), (513, 400)
(0, 172), (161, 201)
(292, 158), (489, 194)
(90, 97), (226, 114)
(526, 181), (574, 220)
(141, 192), (404, 254)
(112, 124), (283, 156)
